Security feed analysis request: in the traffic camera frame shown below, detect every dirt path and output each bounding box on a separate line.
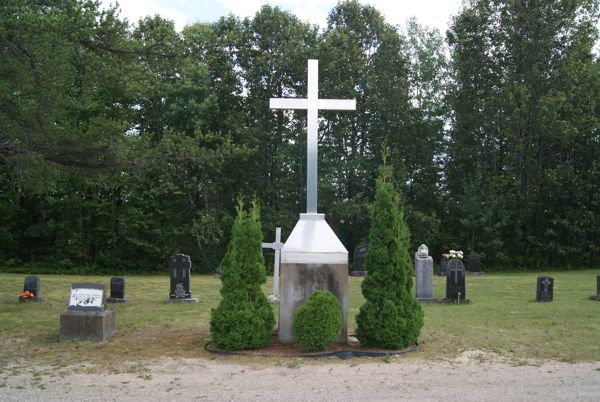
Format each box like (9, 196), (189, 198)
(2, 353), (600, 401)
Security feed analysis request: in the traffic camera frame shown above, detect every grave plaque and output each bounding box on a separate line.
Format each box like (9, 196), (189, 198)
(591, 275), (600, 301)
(468, 254), (482, 272)
(167, 254), (198, 303)
(68, 283), (105, 311)
(536, 276), (554, 302)
(351, 243), (368, 276)
(445, 259), (466, 301)
(60, 283), (116, 341)
(19, 275), (43, 302)
(107, 276), (126, 303)
(415, 244), (434, 302)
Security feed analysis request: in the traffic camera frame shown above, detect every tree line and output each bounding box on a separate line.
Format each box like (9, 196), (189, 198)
(1, 0), (598, 273)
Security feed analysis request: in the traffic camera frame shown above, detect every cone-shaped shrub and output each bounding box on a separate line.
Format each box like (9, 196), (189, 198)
(355, 166), (424, 349)
(292, 290), (343, 352)
(210, 199), (275, 350)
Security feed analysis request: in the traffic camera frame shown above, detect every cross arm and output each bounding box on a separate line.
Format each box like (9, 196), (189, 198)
(270, 98), (308, 110)
(318, 99), (356, 110)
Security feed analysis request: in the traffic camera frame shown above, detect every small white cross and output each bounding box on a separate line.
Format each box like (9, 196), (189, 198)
(270, 59), (356, 213)
(262, 227), (283, 300)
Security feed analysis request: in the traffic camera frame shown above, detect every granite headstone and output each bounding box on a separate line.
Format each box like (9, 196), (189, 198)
(19, 275), (43, 302)
(592, 275), (600, 301)
(468, 254), (482, 273)
(60, 283), (116, 341)
(107, 276), (126, 303)
(351, 243), (368, 276)
(536, 276), (554, 302)
(439, 254), (449, 276)
(445, 259), (466, 301)
(167, 254), (198, 303)
(414, 244), (434, 302)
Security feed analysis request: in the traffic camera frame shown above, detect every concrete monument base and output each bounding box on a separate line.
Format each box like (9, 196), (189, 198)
(60, 310), (116, 342)
(278, 213), (348, 344)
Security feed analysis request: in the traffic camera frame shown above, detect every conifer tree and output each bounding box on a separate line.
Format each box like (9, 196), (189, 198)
(210, 200), (275, 350)
(355, 166), (424, 349)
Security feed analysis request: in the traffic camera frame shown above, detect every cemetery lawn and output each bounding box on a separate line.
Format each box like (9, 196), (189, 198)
(1, 270), (599, 369)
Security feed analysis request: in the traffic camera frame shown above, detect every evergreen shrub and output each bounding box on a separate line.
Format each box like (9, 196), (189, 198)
(210, 200), (275, 350)
(355, 166), (424, 349)
(292, 290), (342, 352)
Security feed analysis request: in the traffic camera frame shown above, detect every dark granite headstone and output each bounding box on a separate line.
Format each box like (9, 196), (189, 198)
(536, 276), (554, 302)
(591, 275), (600, 301)
(445, 259), (466, 300)
(468, 254), (482, 272)
(167, 254), (198, 303)
(19, 275), (43, 302)
(107, 276), (126, 303)
(60, 283), (115, 341)
(351, 243), (368, 276)
(439, 254), (449, 276)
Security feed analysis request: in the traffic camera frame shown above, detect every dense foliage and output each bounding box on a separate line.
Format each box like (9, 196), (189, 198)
(292, 290), (343, 352)
(209, 200), (274, 350)
(0, 0), (598, 272)
(355, 166), (423, 348)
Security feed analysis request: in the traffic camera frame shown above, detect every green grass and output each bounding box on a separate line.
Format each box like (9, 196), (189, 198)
(1, 270), (599, 367)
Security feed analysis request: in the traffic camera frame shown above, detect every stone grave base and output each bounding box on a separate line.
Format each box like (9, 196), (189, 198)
(106, 297), (127, 303)
(350, 271), (367, 277)
(416, 298), (436, 303)
(590, 295), (600, 301)
(165, 298), (198, 304)
(19, 296), (43, 303)
(60, 310), (116, 342)
(439, 298), (472, 304)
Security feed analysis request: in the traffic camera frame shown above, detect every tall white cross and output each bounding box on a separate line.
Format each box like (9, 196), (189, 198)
(270, 59), (356, 213)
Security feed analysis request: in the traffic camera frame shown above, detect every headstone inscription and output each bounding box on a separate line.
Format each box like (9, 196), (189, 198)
(262, 227), (284, 303)
(270, 59), (355, 344)
(60, 283), (116, 341)
(19, 275), (43, 302)
(536, 276), (554, 302)
(167, 254), (198, 303)
(591, 275), (600, 301)
(350, 243), (368, 276)
(107, 276), (126, 303)
(415, 244), (434, 302)
(468, 254), (482, 273)
(445, 259), (466, 301)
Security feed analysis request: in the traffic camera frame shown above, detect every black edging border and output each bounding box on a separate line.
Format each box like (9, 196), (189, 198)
(204, 341), (418, 360)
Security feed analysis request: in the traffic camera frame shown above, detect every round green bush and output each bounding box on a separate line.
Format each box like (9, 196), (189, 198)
(292, 290), (342, 352)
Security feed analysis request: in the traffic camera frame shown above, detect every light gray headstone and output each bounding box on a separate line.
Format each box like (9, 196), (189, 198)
(415, 244), (434, 302)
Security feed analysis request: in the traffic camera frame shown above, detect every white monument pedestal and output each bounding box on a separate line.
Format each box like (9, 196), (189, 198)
(278, 213), (348, 344)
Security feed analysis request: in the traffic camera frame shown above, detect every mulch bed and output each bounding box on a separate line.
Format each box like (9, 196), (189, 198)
(205, 335), (417, 359)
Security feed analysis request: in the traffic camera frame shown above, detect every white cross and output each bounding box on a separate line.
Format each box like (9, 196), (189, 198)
(262, 227), (283, 300)
(270, 59), (356, 213)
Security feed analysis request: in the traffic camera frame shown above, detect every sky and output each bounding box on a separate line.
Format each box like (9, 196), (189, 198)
(101, 0), (464, 34)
